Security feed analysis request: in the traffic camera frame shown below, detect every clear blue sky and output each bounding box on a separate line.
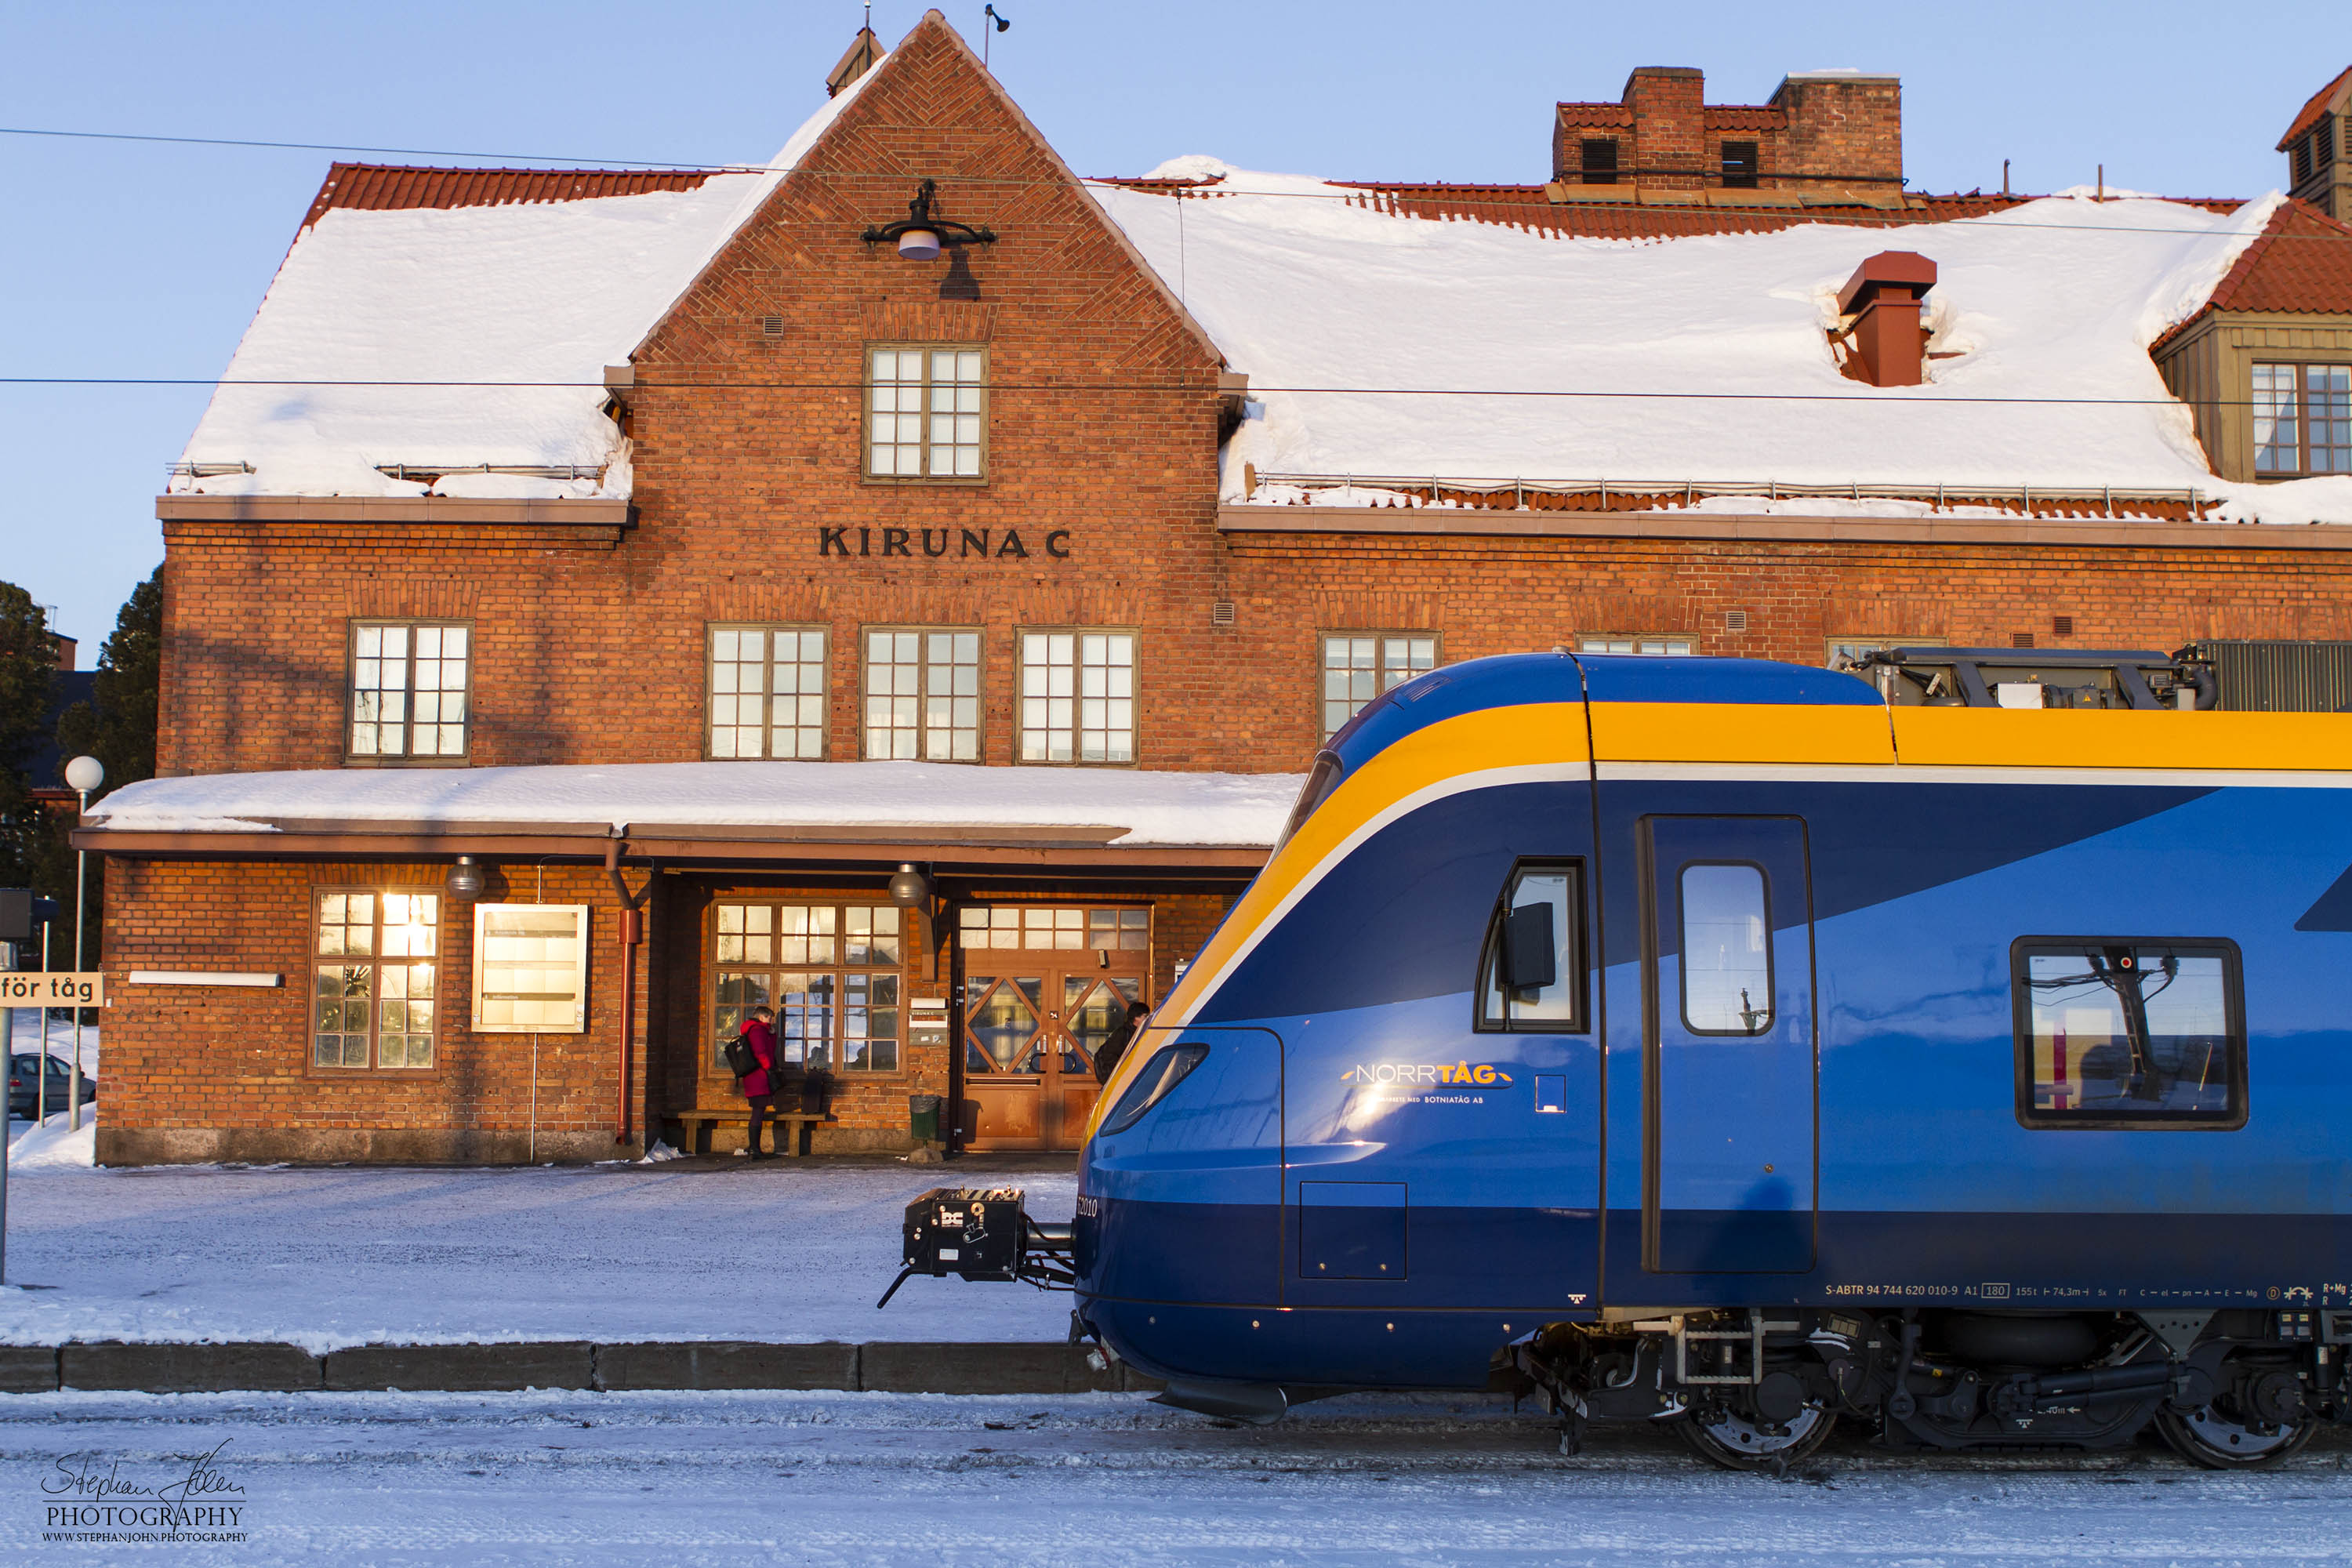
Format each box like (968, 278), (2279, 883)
(2, 0), (2340, 655)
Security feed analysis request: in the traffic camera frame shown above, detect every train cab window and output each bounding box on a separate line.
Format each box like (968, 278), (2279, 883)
(1477, 862), (1586, 1031)
(1680, 863), (1773, 1035)
(2013, 939), (2246, 1129)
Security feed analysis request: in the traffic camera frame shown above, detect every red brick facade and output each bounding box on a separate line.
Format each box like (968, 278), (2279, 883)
(92, 16), (2352, 1164)
(1554, 67), (1903, 194)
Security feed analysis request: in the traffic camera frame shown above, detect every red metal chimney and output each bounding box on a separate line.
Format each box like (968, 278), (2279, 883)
(1835, 251), (1938, 387)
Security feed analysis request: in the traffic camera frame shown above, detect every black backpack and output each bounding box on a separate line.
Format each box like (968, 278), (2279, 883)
(723, 1035), (759, 1079)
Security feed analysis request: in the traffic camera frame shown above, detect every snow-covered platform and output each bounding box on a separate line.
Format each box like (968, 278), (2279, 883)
(0, 1158), (1076, 1352)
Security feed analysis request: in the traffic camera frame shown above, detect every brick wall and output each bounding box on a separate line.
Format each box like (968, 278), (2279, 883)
(1552, 67), (1901, 192)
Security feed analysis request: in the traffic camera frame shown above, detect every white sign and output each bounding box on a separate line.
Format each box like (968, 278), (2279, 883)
(471, 904), (589, 1033)
(0, 971), (106, 1007)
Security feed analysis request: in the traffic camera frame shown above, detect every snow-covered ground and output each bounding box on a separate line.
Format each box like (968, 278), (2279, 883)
(0, 1160), (1076, 1351)
(2, 1388), (2347, 1565)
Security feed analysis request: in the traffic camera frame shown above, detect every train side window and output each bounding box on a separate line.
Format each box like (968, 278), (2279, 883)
(2013, 939), (2246, 1129)
(1477, 862), (1586, 1032)
(1680, 862), (1774, 1036)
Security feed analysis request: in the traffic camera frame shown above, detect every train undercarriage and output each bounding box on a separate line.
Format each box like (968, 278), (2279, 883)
(1504, 1306), (2348, 1470)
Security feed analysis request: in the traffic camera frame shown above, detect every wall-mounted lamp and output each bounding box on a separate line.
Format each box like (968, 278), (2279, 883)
(862, 179), (996, 261)
(887, 862), (933, 908)
(445, 855), (486, 899)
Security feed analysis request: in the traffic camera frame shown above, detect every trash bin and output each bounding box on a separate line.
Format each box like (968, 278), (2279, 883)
(909, 1093), (942, 1144)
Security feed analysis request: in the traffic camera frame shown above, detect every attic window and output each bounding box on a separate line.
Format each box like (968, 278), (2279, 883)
(1581, 138), (1620, 186)
(1720, 140), (1759, 189)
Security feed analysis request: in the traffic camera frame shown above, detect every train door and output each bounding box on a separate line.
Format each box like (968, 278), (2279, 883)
(1640, 816), (1818, 1273)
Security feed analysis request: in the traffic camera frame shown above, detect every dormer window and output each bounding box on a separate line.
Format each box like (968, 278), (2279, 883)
(2253, 362), (2352, 475)
(1580, 138), (1620, 185)
(1720, 140), (1759, 189)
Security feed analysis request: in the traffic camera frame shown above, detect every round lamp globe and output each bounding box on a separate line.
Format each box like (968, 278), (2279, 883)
(64, 755), (104, 793)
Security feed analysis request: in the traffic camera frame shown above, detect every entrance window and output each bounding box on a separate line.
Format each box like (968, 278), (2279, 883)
(2013, 939), (2245, 1128)
(863, 628), (981, 761)
(1679, 862), (1773, 1036)
(313, 889), (440, 1069)
(711, 901), (903, 1075)
(959, 906), (1149, 951)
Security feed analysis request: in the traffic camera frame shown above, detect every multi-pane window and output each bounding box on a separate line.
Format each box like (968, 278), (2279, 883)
(863, 629), (981, 760)
(1581, 636), (1694, 656)
(2013, 939), (2245, 1128)
(350, 622), (469, 759)
(313, 890), (439, 1069)
(708, 626), (827, 760)
(711, 902), (903, 1075)
(959, 906), (1150, 951)
(1320, 633), (1439, 739)
(2253, 363), (2351, 476)
(866, 346), (986, 480)
(1019, 630), (1136, 763)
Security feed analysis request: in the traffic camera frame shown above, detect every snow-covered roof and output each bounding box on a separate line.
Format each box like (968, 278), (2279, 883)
(170, 64), (882, 503)
(1092, 165), (2352, 524)
(87, 762), (1303, 848)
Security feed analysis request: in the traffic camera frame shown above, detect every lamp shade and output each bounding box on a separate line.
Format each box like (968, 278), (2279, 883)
(887, 863), (931, 908)
(896, 228), (942, 261)
(445, 855), (486, 899)
(64, 755), (103, 793)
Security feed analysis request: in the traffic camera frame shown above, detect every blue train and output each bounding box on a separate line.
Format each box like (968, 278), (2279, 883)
(897, 650), (2352, 1468)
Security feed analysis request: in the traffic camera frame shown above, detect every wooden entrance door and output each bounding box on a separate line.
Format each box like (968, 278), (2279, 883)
(960, 907), (1150, 1151)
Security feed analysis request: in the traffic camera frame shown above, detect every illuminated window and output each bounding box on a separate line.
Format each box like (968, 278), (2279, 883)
(313, 889), (439, 1069)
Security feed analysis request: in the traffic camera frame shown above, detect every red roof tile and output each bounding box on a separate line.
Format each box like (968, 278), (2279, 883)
(2278, 65), (2352, 151)
(301, 163), (717, 230)
(1554, 104), (1635, 129)
(2201, 198), (2352, 314)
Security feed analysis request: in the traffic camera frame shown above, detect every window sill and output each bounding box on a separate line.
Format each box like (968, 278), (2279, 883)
(342, 755), (474, 769)
(859, 474), (990, 488)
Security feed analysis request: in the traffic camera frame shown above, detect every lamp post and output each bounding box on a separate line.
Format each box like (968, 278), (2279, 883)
(64, 756), (102, 1132)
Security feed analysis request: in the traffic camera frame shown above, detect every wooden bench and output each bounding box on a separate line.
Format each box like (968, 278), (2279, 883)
(670, 1110), (833, 1158)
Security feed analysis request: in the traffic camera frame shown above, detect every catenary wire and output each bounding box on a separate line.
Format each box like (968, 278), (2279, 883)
(2, 122), (2345, 243)
(0, 377), (2323, 410)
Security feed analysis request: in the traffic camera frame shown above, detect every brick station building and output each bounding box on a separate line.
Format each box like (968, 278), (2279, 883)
(82, 16), (2352, 1163)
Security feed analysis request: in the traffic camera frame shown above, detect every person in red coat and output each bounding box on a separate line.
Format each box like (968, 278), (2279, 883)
(739, 1006), (779, 1160)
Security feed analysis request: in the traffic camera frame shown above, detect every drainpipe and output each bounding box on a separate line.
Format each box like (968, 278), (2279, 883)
(604, 833), (654, 1147)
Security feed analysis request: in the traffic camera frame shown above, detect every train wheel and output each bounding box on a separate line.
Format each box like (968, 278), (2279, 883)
(1675, 1403), (1837, 1471)
(2154, 1400), (2315, 1469)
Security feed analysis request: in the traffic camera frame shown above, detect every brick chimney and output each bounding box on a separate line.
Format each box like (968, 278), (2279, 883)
(1552, 67), (1904, 198)
(1835, 252), (1937, 386)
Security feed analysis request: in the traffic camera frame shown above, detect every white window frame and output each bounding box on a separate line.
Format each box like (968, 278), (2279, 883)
(1578, 635), (1694, 656)
(348, 621), (471, 762)
(1320, 631), (1439, 739)
(1019, 629), (1138, 764)
(2253, 361), (2351, 477)
(706, 624), (829, 760)
(865, 344), (988, 481)
(862, 627), (982, 762)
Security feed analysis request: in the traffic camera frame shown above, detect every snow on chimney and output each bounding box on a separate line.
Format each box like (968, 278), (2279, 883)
(1835, 252), (1937, 387)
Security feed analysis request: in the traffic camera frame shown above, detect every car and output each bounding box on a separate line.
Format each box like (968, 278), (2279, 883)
(7, 1054), (96, 1122)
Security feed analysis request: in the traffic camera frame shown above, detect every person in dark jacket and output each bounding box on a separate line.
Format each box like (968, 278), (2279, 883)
(739, 1006), (779, 1159)
(1092, 1000), (1152, 1087)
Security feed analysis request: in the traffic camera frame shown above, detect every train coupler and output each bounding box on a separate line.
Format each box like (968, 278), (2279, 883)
(876, 1186), (1076, 1308)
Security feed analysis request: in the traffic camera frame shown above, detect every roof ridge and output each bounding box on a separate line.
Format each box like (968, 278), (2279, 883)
(2278, 64), (2352, 151)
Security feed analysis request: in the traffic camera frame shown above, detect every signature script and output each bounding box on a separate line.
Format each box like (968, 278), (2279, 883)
(43, 1439), (245, 1504)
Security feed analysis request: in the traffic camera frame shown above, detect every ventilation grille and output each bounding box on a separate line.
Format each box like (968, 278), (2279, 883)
(2052, 615), (2074, 637)
(761, 315), (786, 336)
(2012, 633), (2036, 648)
(2196, 641), (2352, 713)
(1210, 600), (1236, 627)
(1724, 610), (1748, 633)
